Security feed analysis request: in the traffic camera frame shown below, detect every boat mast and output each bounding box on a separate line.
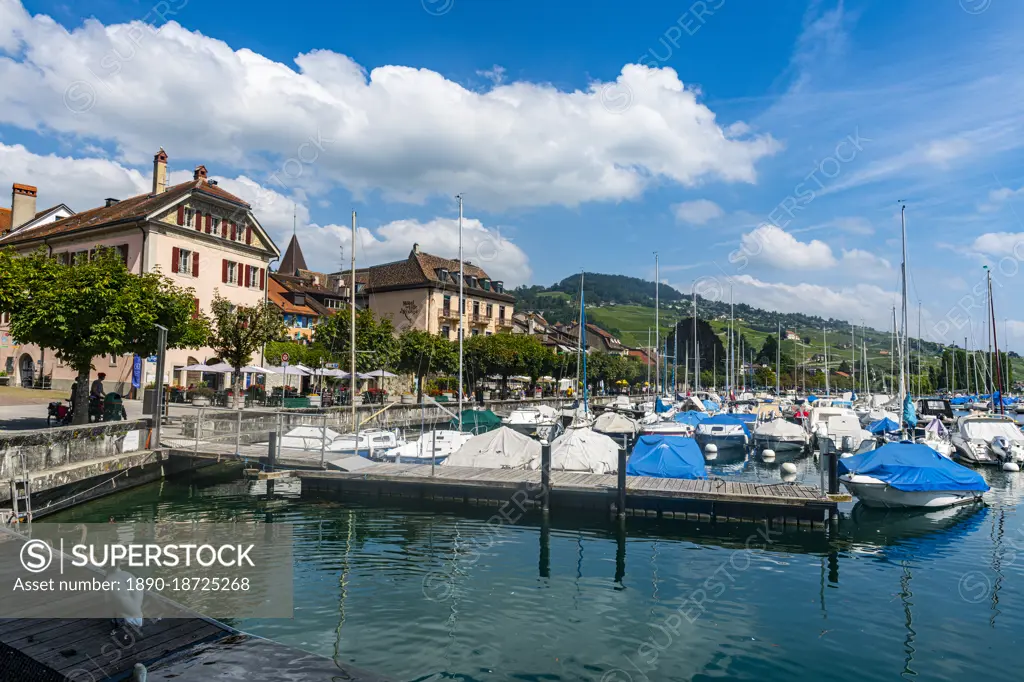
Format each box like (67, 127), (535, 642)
(823, 325), (830, 395)
(673, 323), (678, 392)
(350, 210), (358, 446)
(988, 266), (1005, 414)
(917, 300), (922, 396)
(646, 328), (651, 390)
(580, 273), (589, 414)
(457, 194), (464, 430)
(776, 320), (781, 396)
(730, 286), (735, 395)
(890, 306), (896, 394)
(576, 272), (584, 397)
(654, 253), (660, 395)
(899, 204), (909, 410)
(693, 283), (699, 393)
(851, 324), (856, 393)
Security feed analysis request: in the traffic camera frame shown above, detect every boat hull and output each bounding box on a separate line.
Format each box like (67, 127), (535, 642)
(840, 475), (983, 509)
(695, 433), (748, 451)
(752, 435), (806, 453)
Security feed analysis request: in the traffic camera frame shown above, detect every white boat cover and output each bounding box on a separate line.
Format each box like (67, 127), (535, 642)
(593, 411), (640, 435)
(444, 427), (541, 469)
(754, 418), (805, 440)
(280, 426), (341, 449)
(550, 427), (621, 474)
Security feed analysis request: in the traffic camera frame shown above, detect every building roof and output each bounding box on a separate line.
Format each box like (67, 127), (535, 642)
(335, 245), (514, 302)
(0, 178), (250, 245)
(271, 273), (341, 317)
(278, 234), (308, 275)
(0, 207), (9, 234)
(268, 277), (319, 317)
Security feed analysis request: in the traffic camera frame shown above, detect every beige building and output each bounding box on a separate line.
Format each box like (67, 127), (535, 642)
(338, 244), (515, 339)
(0, 149), (279, 393)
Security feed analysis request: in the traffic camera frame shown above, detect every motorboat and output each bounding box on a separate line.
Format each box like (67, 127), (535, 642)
(443, 427), (541, 469)
(626, 434), (707, 479)
(917, 418), (954, 459)
(383, 429), (472, 464)
(917, 398), (955, 426)
(839, 441), (988, 509)
(593, 411), (641, 440)
(504, 405), (560, 441)
(806, 406), (874, 456)
(752, 418), (809, 453)
(640, 420), (694, 438)
(695, 414), (750, 457)
(951, 414), (1024, 467)
(550, 427), (621, 474)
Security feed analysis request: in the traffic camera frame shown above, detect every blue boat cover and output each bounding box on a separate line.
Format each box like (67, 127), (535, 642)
(867, 417), (901, 434)
(700, 414), (751, 437)
(950, 396), (970, 405)
(674, 410), (708, 426)
(838, 442), (989, 493)
(903, 394), (918, 429)
(731, 413), (758, 424)
(702, 399), (719, 412)
(806, 395), (818, 403)
(627, 435), (707, 479)
(655, 397), (671, 413)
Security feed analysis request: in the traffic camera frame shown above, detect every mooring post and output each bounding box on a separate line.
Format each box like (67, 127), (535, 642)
(319, 413), (328, 469)
(828, 450), (839, 495)
(541, 442), (551, 514)
(268, 431), (277, 472)
(617, 444), (627, 520)
(235, 409), (243, 457)
(194, 406), (203, 456)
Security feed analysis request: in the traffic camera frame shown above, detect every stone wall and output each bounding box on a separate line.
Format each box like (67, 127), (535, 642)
(0, 419), (151, 483)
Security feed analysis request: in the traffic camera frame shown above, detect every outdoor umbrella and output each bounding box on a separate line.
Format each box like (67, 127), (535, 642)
(182, 362), (233, 373)
(238, 365), (269, 374)
(362, 369), (397, 378)
(269, 365), (311, 377)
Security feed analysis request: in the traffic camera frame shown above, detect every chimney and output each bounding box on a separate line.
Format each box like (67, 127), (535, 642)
(152, 148), (168, 194)
(193, 165), (208, 182)
(11, 184), (37, 230)
(105, 198), (120, 207)
(412, 243), (420, 254)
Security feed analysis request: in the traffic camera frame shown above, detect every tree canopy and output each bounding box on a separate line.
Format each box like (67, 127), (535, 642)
(313, 307), (399, 372)
(0, 246), (207, 422)
(397, 329), (458, 401)
(207, 294), (285, 407)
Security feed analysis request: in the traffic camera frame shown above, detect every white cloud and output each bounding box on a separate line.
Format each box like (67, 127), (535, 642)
(832, 217), (874, 235)
(971, 231), (1024, 256)
(979, 186), (1024, 212)
(0, 1), (780, 211)
(839, 248), (892, 280)
(672, 199), (724, 225)
(738, 224), (837, 269)
(922, 136), (972, 166)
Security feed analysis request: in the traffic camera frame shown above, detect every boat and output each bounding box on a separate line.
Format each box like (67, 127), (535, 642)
(593, 410), (641, 439)
(917, 418), (954, 459)
(694, 414), (750, 456)
(807, 406), (875, 456)
(626, 434), (707, 479)
(278, 426), (405, 458)
(383, 429), (472, 464)
(838, 441), (988, 509)
(443, 427), (541, 469)
(951, 414), (1024, 467)
(640, 420), (694, 438)
(550, 426), (621, 474)
(917, 398), (955, 426)
(752, 418), (808, 453)
(503, 405), (560, 441)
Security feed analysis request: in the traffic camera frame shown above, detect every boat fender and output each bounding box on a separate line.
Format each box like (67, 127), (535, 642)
(781, 462), (798, 475)
(761, 449), (776, 461)
(704, 443), (718, 460)
(1003, 462), (1020, 472)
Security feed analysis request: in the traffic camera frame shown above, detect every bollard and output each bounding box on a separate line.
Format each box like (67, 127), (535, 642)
(617, 446), (627, 519)
(319, 413), (327, 469)
(828, 450), (839, 495)
(132, 663), (147, 682)
(541, 442), (551, 514)
(268, 431), (277, 472)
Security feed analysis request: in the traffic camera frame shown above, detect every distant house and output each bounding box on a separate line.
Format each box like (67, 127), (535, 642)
(811, 354), (826, 362)
(784, 330), (801, 341)
(878, 350), (891, 356)
(834, 371), (850, 378)
(628, 347), (654, 365)
(559, 322), (628, 356)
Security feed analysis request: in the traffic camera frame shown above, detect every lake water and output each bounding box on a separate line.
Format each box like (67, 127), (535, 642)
(45, 460), (1024, 682)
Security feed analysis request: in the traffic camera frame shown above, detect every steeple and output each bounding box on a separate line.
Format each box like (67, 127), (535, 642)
(279, 233), (308, 276)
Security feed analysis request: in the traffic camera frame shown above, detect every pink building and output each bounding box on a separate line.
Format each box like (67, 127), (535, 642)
(0, 149), (280, 394)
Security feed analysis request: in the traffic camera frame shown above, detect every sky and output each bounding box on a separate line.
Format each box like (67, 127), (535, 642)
(2, 0), (1024, 349)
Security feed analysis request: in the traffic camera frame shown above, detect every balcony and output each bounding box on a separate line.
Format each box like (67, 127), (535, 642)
(497, 317), (512, 329)
(470, 312), (492, 325)
(438, 308), (459, 321)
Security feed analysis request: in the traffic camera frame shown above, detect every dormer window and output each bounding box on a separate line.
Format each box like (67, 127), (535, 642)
(439, 268), (449, 282)
(494, 280), (504, 294)
(481, 278), (490, 291)
(294, 293), (305, 306)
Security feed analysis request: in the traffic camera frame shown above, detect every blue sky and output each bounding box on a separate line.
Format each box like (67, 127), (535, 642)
(2, 0), (1024, 349)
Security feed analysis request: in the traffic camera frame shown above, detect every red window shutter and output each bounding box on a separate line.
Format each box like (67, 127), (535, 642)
(192, 251), (199, 277)
(177, 205), (184, 225)
(222, 259), (228, 283)
(205, 214), (211, 234)
(195, 211), (202, 231)
(172, 247), (180, 273)
(230, 222), (236, 241)
(245, 226), (252, 245)
(259, 267), (265, 290)
(192, 298), (200, 319)
(244, 264), (251, 287)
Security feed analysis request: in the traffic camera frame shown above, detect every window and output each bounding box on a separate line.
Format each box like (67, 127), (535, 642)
(179, 249), (192, 275)
(443, 295), (451, 314)
(185, 208), (195, 228)
(109, 354), (118, 367)
(172, 247), (198, 276)
(1, 312), (8, 325)
(485, 331), (492, 336)
(499, 305), (506, 321)
(486, 303), (493, 318)
(441, 325), (450, 339)
(471, 329), (480, 337)
(325, 299), (342, 309)
(212, 217), (220, 237)
(226, 261), (237, 285)
(73, 250), (88, 265)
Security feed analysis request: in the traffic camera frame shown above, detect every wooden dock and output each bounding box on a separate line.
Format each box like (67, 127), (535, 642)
(296, 462), (838, 528)
(0, 616), (389, 681)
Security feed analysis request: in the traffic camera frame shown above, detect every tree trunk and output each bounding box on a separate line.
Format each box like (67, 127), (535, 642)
(72, 366), (91, 425)
(233, 371), (242, 409)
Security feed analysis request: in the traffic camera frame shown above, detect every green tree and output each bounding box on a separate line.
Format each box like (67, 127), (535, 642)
(207, 295), (286, 408)
(397, 329), (458, 402)
(0, 247), (207, 423)
(465, 333), (552, 395)
(755, 366), (776, 388)
(314, 307), (399, 372)
(264, 341), (309, 366)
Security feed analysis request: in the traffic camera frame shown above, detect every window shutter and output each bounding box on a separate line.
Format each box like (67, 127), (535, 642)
(192, 298), (200, 319)
(177, 206), (184, 225)
(222, 259), (228, 283)
(195, 211), (202, 231)
(244, 264), (251, 287)
(245, 226), (252, 245)
(230, 222), (237, 241)
(172, 247), (180, 273)
(259, 267), (265, 290)
(205, 214), (212, 234)
(192, 251), (199, 277)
